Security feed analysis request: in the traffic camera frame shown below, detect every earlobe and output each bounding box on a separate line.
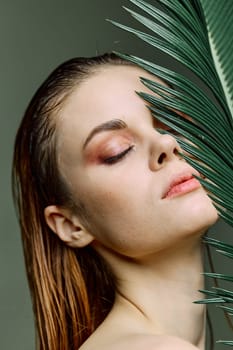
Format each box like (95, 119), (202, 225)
(44, 205), (94, 248)
(69, 230), (94, 248)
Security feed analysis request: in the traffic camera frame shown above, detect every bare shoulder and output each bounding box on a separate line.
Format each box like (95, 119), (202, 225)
(115, 334), (199, 350)
(81, 334), (200, 350)
(133, 335), (200, 350)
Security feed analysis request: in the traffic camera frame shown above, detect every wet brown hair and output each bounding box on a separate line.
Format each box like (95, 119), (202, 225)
(12, 53), (135, 350)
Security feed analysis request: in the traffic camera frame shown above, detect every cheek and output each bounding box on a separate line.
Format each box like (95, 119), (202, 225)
(80, 166), (145, 213)
(73, 175), (151, 249)
(77, 188), (171, 256)
(68, 167), (207, 256)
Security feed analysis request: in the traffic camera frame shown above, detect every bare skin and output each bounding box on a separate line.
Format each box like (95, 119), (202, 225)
(45, 65), (218, 349)
(79, 236), (206, 350)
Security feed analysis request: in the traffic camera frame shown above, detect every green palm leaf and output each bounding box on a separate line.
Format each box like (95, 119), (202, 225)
(217, 341), (233, 347)
(109, 0), (233, 228)
(110, 0), (233, 345)
(200, 0), (233, 117)
(218, 306), (233, 316)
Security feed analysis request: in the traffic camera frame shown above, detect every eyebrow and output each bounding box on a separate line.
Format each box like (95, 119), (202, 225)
(83, 118), (127, 150)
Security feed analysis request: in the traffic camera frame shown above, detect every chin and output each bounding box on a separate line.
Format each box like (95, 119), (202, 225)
(175, 188), (219, 234)
(188, 194), (218, 233)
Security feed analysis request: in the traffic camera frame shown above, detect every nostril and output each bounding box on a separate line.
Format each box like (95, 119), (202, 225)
(158, 152), (166, 164)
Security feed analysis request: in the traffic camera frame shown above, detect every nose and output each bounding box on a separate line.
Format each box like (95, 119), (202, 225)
(149, 133), (181, 171)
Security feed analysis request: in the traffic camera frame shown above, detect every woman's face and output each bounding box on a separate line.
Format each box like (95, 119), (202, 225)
(57, 65), (218, 258)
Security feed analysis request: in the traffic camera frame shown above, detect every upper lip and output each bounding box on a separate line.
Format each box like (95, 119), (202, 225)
(162, 170), (200, 199)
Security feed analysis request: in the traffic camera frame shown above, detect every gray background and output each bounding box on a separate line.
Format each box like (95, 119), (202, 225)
(0, 1), (232, 349)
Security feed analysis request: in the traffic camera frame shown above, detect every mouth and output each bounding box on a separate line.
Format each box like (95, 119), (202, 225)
(163, 172), (201, 199)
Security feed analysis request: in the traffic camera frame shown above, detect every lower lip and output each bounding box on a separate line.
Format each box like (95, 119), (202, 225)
(165, 178), (201, 199)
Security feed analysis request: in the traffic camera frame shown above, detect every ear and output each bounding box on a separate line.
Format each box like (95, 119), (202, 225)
(44, 205), (94, 248)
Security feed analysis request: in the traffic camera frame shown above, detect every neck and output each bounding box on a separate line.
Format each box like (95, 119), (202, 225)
(101, 235), (206, 349)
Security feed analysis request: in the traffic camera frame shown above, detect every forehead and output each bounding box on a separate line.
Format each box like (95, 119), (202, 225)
(63, 65), (155, 122)
(57, 65), (160, 158)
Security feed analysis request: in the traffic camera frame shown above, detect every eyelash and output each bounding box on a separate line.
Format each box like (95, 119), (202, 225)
(103, 145), (134, 165)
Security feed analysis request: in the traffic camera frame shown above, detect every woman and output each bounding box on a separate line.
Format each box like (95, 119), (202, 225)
(12, 53), (218, 350)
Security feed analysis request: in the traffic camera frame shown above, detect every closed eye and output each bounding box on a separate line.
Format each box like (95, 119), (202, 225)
(103, 145), (134, 165)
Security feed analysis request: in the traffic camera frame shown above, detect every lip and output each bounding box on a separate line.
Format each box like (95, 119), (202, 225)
(162, 171), (201, 199)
